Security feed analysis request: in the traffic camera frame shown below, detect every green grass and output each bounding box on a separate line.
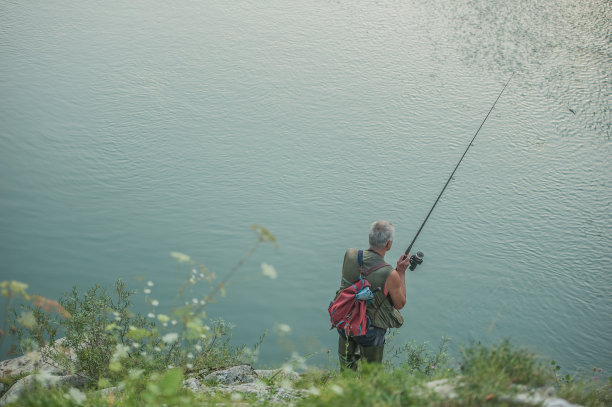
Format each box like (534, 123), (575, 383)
(3, 338), (611, 406)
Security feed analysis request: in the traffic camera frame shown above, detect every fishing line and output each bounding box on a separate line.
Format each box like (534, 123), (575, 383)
(405, 73), (515, 270)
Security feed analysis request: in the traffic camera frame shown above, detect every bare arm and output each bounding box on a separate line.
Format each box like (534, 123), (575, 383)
(385, 254), (411, 310)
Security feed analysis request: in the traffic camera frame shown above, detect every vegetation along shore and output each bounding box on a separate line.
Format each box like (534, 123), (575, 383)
(0, 227), (609, 406)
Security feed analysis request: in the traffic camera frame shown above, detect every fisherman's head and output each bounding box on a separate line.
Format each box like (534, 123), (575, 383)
(369, 220), (395, 251)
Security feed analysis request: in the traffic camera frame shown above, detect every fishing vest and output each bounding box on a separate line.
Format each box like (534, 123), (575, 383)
(337, 248), (404, 329)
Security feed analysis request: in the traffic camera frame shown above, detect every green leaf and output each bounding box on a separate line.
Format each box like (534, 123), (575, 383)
(159, 369), (183, 396)
(127, 327), (150, 341)
(251, 224), (278, 247)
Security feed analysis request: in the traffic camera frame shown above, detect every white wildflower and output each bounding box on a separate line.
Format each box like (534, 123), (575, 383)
(157, 314), (170, 323)
(192, 298), (198, 304)
(171, 320), (177, 326)
(65, 388), (87, 405)
(187, 352), (194, 359)
(143, 288), (151, 294)
(132, 342), (140, 349)
(111, 344), (130, 361)
(154, 346), (162, 352)
(290, 352), (307, 370)
(275, 323), (292, 335)
(162, 332), (179, 344)
(331, 384), (344, 395)
(151, 299), (159, 307)
(147, 281), (154, 287)
(147, 313), (155, 318)
(186, 363), (193, 369)
(200, 299), (206, 305)
(170, 251), (191, 263)
(194, 344), (202, 352)
(261, 263), (278, 279)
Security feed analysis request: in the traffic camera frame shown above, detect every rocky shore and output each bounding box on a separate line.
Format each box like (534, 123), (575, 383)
(0, 340), (584, 406)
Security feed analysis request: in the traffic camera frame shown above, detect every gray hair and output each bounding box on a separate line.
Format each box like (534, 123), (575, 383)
(369, 220), (395, 250)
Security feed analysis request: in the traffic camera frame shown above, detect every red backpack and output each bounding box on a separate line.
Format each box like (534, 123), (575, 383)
(328, 250), (389, 337)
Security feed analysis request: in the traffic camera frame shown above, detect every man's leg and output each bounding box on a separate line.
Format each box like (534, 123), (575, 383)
(338, 331), (359, 371)
(355, 326), (386, 364)
(359, 344), (385, 363)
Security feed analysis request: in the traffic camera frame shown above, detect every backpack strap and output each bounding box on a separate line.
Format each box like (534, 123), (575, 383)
(371, 294), (392, 321)
(361, 262), (389, 277)
(356, 249), (392, 320)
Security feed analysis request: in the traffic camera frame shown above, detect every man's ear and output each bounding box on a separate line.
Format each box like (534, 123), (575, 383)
(385, 240), (393, 250)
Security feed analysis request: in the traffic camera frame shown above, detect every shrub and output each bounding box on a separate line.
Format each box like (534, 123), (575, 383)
(9, 225), (277, 390)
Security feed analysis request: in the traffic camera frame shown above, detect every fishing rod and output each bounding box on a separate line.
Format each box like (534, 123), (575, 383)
(406, 73), (514, 271)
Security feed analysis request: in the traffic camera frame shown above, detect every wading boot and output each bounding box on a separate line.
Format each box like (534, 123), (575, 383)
(360, 345), (384, 364)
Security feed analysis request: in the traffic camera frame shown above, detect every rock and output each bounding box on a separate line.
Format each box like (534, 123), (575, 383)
(541, 398), (582, 407)
(203, 365), (257, 385)
(184, 365), (307, 403)
(511, 389), (583, 407)
(255, 368), (300, 382)
(183, 377), (204, 392)
(425, 379), (458, 399)
(0, 372), (88, 406)
(214, 381), (269, 397)
(423, 379), (583, 407)
(0, 351), (60, 378)
(0, 338), (76, 379)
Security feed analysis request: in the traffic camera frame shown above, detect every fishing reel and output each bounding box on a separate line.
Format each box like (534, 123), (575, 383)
(409, 251), (424, 271)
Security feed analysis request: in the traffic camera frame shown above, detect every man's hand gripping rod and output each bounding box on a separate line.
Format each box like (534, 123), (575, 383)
(406, 73), (514, 271)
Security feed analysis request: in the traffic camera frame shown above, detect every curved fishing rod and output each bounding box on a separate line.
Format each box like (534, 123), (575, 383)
(406, 73), (514, 271)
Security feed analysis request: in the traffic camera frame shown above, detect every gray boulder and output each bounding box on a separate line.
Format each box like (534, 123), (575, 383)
(203, 364), (257, 385)
(0, 373), (88, 406)
(184, 365), (307, 403)
(0, 338), (76, 379)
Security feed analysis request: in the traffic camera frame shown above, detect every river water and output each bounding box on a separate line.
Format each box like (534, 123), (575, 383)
(1, 0), (610, 372)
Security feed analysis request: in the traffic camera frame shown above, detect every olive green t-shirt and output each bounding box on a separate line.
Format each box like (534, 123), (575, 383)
(337, 248), (404, 329)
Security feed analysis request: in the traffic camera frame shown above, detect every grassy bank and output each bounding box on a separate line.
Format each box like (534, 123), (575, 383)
(2, 337), (611, 407)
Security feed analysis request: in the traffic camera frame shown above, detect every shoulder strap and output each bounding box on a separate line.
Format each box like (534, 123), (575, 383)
(361, 262), (389, 277)
(345, 249), (390, 286)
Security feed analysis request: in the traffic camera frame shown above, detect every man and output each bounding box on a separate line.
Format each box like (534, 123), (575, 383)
(336, 220), (411, 370)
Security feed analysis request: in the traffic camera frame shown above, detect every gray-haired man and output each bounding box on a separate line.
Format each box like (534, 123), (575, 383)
(335, 220), (411, 370)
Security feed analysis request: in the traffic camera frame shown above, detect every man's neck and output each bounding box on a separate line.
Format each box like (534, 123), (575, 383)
(369, 247), (386, 259)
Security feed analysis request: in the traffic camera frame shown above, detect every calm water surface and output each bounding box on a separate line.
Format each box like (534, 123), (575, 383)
(1, 0), (610, 372)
